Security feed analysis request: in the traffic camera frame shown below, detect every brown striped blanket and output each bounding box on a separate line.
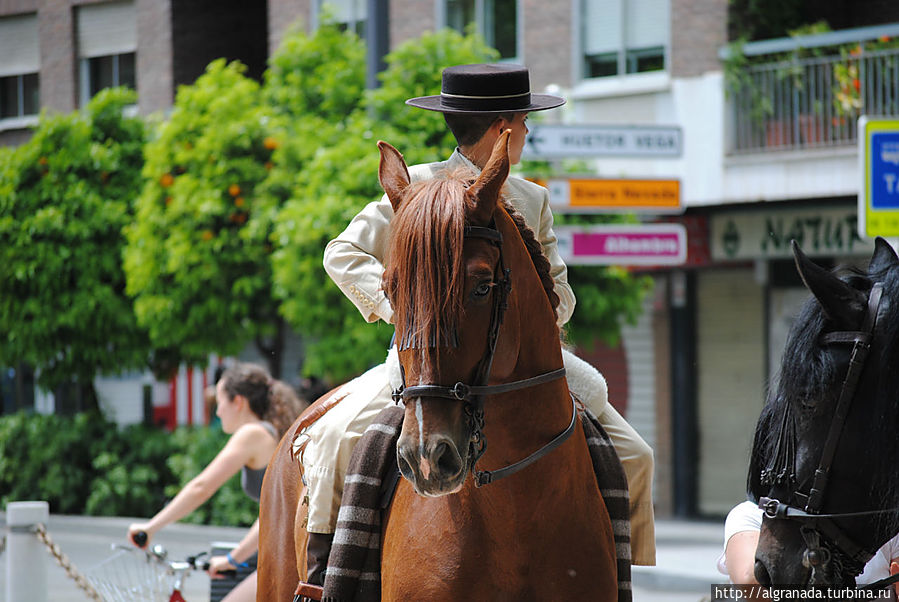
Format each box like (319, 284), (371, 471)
(321, 404), (632, 602)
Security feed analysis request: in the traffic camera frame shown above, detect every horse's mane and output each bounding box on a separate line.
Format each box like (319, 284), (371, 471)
(382, 168), (559, 350)
(748, 264), (899, 508)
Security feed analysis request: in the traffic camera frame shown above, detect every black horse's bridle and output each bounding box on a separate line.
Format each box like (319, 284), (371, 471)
(759, 282), (899, 587)
(391, 224), (574, 488)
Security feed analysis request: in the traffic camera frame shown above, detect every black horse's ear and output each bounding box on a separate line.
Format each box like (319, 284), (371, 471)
(468, 129), (510, 226)
(792, 240), (867, 326)
(378, 140), (410, 212)
(869, 236), (899, 275)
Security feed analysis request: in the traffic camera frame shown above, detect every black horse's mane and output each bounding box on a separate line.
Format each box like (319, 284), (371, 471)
(748, 263), (899, 509)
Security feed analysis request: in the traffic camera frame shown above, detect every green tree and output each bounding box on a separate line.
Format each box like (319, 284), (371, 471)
(0, 88), (149, 395)
(270, 28), (498, 382)
(124, 60), (286, 377)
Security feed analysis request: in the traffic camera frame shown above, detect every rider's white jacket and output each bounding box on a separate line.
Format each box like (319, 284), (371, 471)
(323, 148), (576, 328)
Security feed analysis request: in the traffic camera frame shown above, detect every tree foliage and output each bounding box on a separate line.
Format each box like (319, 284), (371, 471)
(0, 88), (149, 391)
(124, 60), (284, 376)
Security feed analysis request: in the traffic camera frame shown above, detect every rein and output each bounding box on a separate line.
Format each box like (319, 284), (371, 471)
(391, 224), (573, 488)
(759, 282), (899, 583)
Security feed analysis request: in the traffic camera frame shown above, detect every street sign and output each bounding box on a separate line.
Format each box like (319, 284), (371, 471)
(858, 116), (899, 237)
(547, 177), (681, 213)
(522, 124), (682, 159)
(555, 224), (687, 266)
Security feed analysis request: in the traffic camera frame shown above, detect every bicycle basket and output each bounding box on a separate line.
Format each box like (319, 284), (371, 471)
(85, 545), (170, 602)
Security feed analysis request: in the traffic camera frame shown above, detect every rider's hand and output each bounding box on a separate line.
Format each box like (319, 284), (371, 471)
(127, 523), (152, 548)
(890, 561), (899, 598)
(207, 554), (234, 579)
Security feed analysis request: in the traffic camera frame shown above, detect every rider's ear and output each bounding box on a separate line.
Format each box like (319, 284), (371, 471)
(792, 240), (867, 327)
(378, 141), (411, 212)
(468, 129), (510, 225)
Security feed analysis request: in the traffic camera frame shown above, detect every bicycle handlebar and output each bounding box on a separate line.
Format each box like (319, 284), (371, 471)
(132, 530), (148, 547)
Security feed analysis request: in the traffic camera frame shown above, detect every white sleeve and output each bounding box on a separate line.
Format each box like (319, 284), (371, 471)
(717, 501), (763, 576)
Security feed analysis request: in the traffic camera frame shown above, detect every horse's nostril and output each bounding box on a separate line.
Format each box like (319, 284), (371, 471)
(755, 559), (771, 586)
(431, 440), (462, 477)
(397, 447), (415, 481)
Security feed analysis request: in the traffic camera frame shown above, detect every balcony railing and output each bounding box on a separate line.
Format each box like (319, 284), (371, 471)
(723, 24), (899, 154)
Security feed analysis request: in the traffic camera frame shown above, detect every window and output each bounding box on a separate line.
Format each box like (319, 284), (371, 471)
(445, 0), (518, 60)
(0, 73), (39, 119)
(82, 53), (136, 101)
(316, 0), (367, 38)
(582, 0), (669, 78)
(0, 13), (40, 121)
(77, 1), (137, 105)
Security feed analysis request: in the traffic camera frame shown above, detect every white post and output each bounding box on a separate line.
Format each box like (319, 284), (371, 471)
(6, 501), (49, 602)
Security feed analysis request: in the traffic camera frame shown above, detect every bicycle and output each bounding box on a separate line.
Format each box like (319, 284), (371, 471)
(85, 531), (236, 602)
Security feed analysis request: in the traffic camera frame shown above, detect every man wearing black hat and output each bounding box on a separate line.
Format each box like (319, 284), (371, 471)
(302, 64), (655, 586)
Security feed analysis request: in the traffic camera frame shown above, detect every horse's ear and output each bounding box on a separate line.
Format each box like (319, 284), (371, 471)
(469, 129), (511, 225)
(792, 240), (867, 325)
(869, 236), (899, 275)
(378, 141), (411, 212)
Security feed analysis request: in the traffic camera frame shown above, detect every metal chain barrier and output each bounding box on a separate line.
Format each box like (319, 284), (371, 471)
(32, 523), (103, 601)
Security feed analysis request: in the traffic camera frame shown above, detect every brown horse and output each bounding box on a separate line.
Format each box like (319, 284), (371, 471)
(258, 131), (619, 600)
(377, 131), (618, 600)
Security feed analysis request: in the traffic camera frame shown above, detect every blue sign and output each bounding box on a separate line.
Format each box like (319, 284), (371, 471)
(858, 117), (899, 237)
(870, 132), (899, 208)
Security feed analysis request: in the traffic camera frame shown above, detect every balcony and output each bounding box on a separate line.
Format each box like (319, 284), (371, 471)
(723, 24), (899, 154)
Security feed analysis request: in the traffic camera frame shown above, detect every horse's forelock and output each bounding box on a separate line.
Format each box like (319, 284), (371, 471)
(384, 174), (468, 352)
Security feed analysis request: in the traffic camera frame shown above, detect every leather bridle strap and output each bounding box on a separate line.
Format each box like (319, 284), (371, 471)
(396, 367), (567, 402)
(805, 283), (883, 514)
(474, 393), (578, 486)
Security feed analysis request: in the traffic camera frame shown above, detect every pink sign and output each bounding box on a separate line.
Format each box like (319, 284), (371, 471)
(555, 225), (687, 265)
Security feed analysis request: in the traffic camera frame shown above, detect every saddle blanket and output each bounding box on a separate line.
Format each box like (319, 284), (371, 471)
(321, 404), (632, 602)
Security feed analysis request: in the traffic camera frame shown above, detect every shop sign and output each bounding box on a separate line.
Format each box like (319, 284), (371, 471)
(555, 224), (687, 265)
(711, 206), (875, 261)
(546, 178), (681, 213)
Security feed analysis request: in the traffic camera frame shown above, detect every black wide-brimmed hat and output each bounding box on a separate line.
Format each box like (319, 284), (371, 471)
(405, 63), (565, 114)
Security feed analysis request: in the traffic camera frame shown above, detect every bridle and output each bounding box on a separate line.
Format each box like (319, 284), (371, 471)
(391, 223), (574, 488)
(759, 282), (899, 587)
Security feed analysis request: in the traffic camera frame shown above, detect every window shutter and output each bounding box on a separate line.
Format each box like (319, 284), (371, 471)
(626, 0), (669, 50)
(583, 0), (621, 55)
(77, 1), (136, 58)
(0, 14), (39, 77)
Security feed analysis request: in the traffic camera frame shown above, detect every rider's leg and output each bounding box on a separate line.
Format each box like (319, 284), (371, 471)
(561, 348), (657, 566)
(298, 362), (395, 537)
(305, 532), (334, 587)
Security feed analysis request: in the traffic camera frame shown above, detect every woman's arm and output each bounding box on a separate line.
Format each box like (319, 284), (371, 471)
(208, 519), (260, 577)
(128, 427), (257, 546)
(724, 530), (760, 584)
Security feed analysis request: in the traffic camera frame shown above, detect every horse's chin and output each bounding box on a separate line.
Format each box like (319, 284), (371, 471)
(401, 465), (468, 497)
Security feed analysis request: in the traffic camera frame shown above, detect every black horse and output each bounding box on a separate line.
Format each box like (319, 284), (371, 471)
(749, 237), (899, 586)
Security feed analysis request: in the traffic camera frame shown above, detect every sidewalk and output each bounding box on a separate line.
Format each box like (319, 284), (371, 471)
(2, 512), (726, 601)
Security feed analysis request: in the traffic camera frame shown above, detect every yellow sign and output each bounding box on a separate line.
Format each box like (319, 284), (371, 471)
(543, 178), (681, 213)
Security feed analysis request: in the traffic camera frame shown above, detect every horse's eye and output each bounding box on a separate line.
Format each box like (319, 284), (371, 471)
(473, 282), (493, 298)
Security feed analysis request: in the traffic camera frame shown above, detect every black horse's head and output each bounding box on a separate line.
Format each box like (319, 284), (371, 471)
(749, 237), (899, 586)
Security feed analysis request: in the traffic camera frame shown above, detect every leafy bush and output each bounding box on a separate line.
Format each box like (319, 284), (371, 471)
(0, 412), (255, 527)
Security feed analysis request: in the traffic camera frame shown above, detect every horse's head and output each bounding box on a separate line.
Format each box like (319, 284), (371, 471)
(378, 131), (560, 497)
(749, 237), (899, 586)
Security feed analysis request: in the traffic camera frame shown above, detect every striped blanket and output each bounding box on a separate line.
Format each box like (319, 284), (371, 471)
(321, 404), (632, 602)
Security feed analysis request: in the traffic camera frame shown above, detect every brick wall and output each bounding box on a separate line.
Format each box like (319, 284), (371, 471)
(136, 0), (172, 115)
(38, 0), (77, 113)
(389, 0), (435, 49)
(268, 0), (310, 56)
(671, 0), (727, 78)
(522, 0), (572, 90)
